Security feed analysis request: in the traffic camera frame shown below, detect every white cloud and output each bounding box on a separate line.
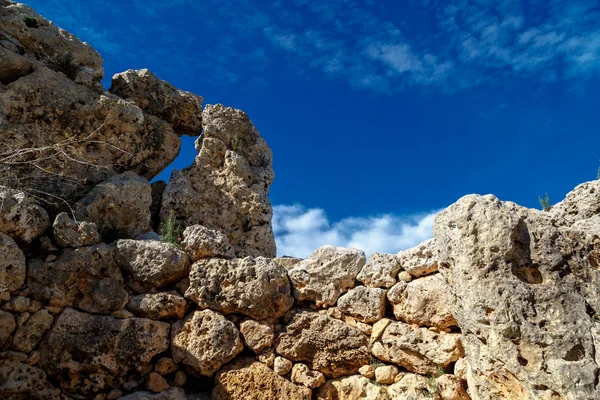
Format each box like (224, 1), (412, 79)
(273, 204), (439, 258)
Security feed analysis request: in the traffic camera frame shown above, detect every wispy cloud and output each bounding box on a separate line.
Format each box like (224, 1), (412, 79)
(273, 204), (438, 258)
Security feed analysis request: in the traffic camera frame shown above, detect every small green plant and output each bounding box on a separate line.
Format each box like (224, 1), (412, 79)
(422, 376), (439, 398)
(23, 16), (39, 28)
(56, 52), (78, 80)
(538, 193), (551, 212)
(231, 135), (241, 152)
(160, 210), (182, 245)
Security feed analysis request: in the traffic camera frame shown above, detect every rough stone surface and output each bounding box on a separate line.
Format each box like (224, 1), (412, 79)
(239, 319), (274, 354)
(288, 246), (366, 307)
(386, 373), (436, 400)
(387, 274), (458, 329)
(274, 257), (303, 269)
(185, 257), (293, 319)
(0, 309), (16, 346)
(160, 104), (275, 258)
(0, 359), (61, 400)
(359, 365), (375, 379)
(291, 363), (326, 389)
(38, 308), (169, 394)
(275, 312), (370, 378)
(181, 224), (234, 261)
(171, 309), (243, 377)
(0, 232), (26, 292)
(27, 244), (128, 313)
(434, 189), (600, 400)
(127, 292), (187, 320)
(213, 358), (311, 400)
(372, 321), (463, 375)
(109, 69), (203, 136)
(397, 238), (438, 277)
(10, 309), (53, 353)
(0, 186), (49, 243)
(437, 374), (469, 400)
(53, 212), (100, 248)
(118, 388), (187, 400)
(75, 172), (152, 240)
(336, 286), (386, 323)
(154, 358), (177, 375)
(2, 296), (41, 313)
(274, 356), (293, 376)
(375, 365), (399, 384)
(551, 179), (600, 226)
(147, 372), (169, 393)
(116, 239), (190, 291)
(316, 375), (389, 400)
(454, 358), (468, 381)
(357, 252), (402, 288)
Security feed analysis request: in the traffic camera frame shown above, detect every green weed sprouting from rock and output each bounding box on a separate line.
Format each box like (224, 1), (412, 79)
(23, 16), (39, 28)
(161, 210), (182, 245)
(538, 193), (551, 212)
(423, 376), (440, 398)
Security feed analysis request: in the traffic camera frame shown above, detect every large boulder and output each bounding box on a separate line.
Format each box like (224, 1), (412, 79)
(0, 186), (49, 243)
(371, 321), (464, 375)
(171, 309), (243, 377)
(116, 239), (190, 292)
(275, 312), (370, 378)
(0, 232), (26, 292)
(387, 273), (458, 329)
(356, 252), (402, 288)
(185, 257), (294, 319)
(336, 286), (386, 323)
(27, 243), (128, 313)
(213, 358), (312, 400)
(0, 359), (61, 400)
(75, 172), (152, 240)
(109, 69), (203, 136)
(181, 224), (234, 261)
(433, 185), (600, 400)
(288, 245), (366, 307)
(397, 238), (439, 278)
(38, 308), (170, 395)
(160, 104), (276, 258)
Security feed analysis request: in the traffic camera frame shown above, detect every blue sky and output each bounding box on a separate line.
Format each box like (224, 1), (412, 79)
(27, 0), (600, 257)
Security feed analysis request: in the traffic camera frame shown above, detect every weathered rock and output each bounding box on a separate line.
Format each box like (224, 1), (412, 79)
(154, 357), (178, 375)
(454, 358), (468, 381)
(116, 239), (190, 291)
(171, 309), (243, 377)
(0, 232), (26, 292)
(372, 321), (463, 375)
(53, 212), (100, 248)
(38, 308), (170, 394)
(127, 292), (187, 320)
(147, 372), (169, 393)
(160, 104), (276, 258)
(150, 180), (166, 232)
(27, 243), (128, 313)
(274, 256), (303, 269)
(110, 69), (203, 136)
(75, 172), (152, 240)
(288, 246), (366, 307)
(359, 364), (376, 379)
(551, 179), (600, 226)
(107, 389), (122, 399)
(213, 358), (312, 400)
(10, 309), (53, 353)
(274, 356), (293, 376)
(0, 1), (103, 85)
(239, 319), (274, 354)
(0, 309), (15, 346)
(434, 190), (600, 400)
(0, 46), (32, 84)
(397, 238), (438, 277)
(386, 373), (438, 399)
(275, 312), (370, 378)
(118, 388), (187, 400)
(185, 257), (293, 319)
(357, 252), (402, 288)
(336, 286), (386, 323)
(0, 187), (49, 243)
(0, 68), (181, 210)
(436, 374), (469, 400)
(387, 274), (457, 329)
(173, 371), (186, 387)
(181, 224), (234, 261)
(375, 365), (399, 384)
(0, 359), (61, 400)
(316, 375), (389, 400)
(291, 363), (325, 389)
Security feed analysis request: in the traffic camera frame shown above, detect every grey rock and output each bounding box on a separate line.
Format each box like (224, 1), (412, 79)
(0, 232), (26, 292)
(357, 252), (402, 288)
(336, 286), (386, 323)
(181, 224), (234, 261)
(53, 212), (100, 248)
(0, 186), (49, 243)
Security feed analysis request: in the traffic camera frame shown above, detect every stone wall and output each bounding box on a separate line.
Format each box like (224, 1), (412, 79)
(1, 1), (600, 399)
